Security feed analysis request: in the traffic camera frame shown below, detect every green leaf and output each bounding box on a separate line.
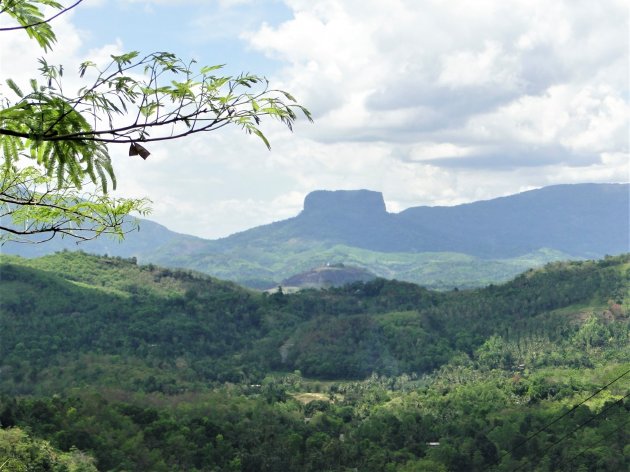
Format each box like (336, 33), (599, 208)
(110, 51), (140, 65)
(6, 79), (24, 98)
(281, 91), (297, 102)
(200, 64), (225, 74)
(249, 127), (271, 150)
(139, 102), (159, 117)
(79, 61), (96, 78)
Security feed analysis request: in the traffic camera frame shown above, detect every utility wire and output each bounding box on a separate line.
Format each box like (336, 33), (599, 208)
(487, 367), (630, 470)
(510, 391), (630, 472)
(545, 392), (629, 450)
(565, 416), (630, 467)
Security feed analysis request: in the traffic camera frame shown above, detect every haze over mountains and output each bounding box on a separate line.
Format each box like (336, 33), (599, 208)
(3, 183), (628, 289)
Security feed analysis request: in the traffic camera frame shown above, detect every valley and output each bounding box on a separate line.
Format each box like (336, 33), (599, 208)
(0, 251), (628, 471)
(1, 2), (627, 471)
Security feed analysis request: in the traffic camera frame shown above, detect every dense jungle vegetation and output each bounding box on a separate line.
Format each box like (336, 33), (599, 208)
(0, 251), (628, 471)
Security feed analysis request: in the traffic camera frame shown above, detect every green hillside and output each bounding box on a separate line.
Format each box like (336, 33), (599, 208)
(3, 183), (628, 290)
(1, 252), (628, 471)
(1, 251), (628, 389)
(160, 243), (575, 290)
(165, 183), (628, 289)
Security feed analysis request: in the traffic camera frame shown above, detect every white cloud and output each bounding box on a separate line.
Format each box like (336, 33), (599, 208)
(247, 0), (628, 151)
(408, 142), (472, 161)
(438, 41), (520, 89)
(230, 0), (628, 227)
(1, 0), (627, 239)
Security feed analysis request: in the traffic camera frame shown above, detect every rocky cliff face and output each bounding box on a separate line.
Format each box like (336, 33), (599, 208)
(296, 189), (396, 250)
(302, 190), (388, 217)
(247, 183), (630, 256)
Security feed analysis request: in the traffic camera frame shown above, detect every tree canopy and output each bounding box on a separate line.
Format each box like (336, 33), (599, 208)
(1, 252), (628, 471)
(0, 0), (311, 242)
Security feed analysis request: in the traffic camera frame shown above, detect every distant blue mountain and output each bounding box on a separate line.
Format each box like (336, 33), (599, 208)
(212, 183), (629, 258)
(3, 183), (628, 288)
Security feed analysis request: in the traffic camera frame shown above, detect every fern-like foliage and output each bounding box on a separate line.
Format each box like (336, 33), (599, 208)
(0, 0), (63, 51)
(1, 86), (115, 192)
(0, 0), (311, 242)
(0, 165), (149, 243)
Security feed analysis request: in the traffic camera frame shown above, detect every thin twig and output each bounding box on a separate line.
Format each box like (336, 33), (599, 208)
(0, 0), (84, 31)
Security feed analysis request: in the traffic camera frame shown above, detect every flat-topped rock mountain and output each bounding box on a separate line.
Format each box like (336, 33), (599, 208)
(3, 183), (628, 289)
(220, 183), (628, 257)
(303, 189), (388, 216)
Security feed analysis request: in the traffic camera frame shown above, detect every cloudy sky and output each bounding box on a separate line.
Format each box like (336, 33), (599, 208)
(2, 0), (628, 238)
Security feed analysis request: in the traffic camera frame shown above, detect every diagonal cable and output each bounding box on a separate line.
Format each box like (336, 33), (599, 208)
(487, 367), (630, 470)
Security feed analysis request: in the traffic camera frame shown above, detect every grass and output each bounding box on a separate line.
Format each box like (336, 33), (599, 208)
(291, 392), (331, 404)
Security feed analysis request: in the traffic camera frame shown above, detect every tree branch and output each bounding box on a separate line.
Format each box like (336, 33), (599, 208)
(0, 0), (84, 32)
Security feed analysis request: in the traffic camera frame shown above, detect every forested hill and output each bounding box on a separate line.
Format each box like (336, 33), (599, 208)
(1, 251), (627, 389)
(1, 252), (629, 471)
(2, 183), (627, 290)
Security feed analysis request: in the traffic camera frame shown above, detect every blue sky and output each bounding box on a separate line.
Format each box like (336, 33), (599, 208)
(72, 0), (292, 76)
(2, 0), (628, 239)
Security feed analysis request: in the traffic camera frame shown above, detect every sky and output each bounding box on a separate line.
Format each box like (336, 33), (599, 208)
(1, 0), (628, 239)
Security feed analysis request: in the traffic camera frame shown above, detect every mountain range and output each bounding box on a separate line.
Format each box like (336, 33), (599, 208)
(2, 183), (628, 289)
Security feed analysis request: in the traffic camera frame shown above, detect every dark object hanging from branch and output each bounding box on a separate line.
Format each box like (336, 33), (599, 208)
(129, 142), (150, 159)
